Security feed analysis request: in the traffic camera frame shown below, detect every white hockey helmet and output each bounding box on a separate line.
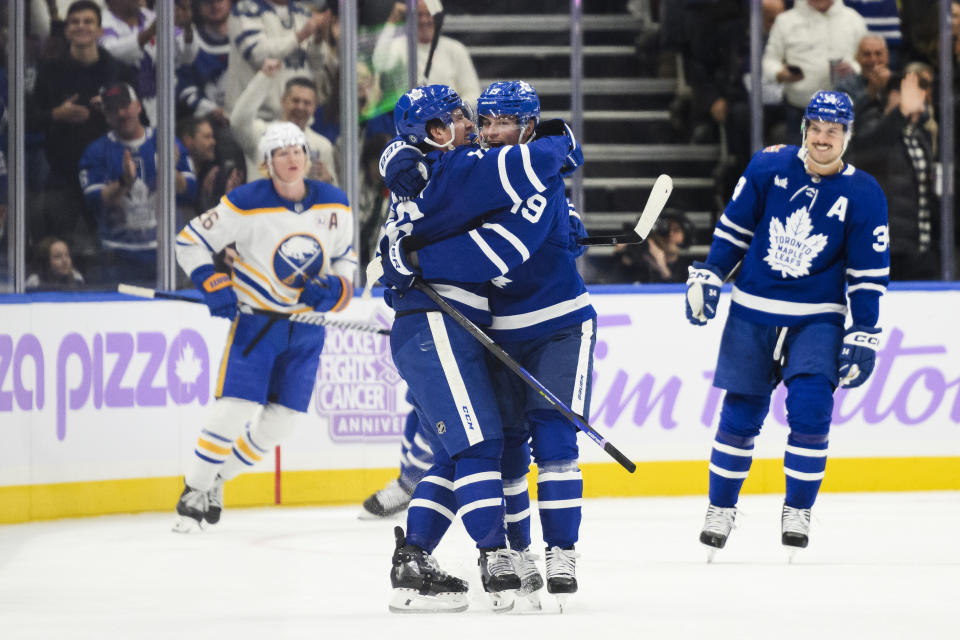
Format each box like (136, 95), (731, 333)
(259, 121), (310, 176)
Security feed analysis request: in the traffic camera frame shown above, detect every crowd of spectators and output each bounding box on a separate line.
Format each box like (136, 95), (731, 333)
(1, 0), (958, 290)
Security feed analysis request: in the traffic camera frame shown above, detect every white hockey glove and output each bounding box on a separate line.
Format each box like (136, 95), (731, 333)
(838, 325), (881, 388)
(685, 261), (724, 326)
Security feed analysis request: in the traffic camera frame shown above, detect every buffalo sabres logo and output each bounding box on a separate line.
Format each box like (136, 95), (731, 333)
(273, 233), (324, 288)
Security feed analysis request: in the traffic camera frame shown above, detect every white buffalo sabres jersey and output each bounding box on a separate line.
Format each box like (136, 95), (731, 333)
(707, 144), (889, 328)
(176, 178), (357, 313)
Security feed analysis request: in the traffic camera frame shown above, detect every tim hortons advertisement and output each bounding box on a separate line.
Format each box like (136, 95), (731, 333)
(1, 288), (958, 486)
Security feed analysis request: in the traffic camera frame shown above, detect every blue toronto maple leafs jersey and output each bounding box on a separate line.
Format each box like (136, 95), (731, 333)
(415, 146), (594, 341)
(706, 144), (889, 328)
(381, 136), (571, 326)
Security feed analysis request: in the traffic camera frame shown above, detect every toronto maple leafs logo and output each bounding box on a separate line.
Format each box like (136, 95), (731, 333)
(763, 207), (828, 278)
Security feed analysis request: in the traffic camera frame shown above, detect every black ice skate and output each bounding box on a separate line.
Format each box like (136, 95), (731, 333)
(172, 481), (209, 533)
(389, 526), (469, 613)
(478, 547), (521, 613)
(781, 504), (812, 559)
(359, 477), (412, 519)
(700, 504), (737, 562)
(545, 546), (579, 612)
(204, 475), (224, 525)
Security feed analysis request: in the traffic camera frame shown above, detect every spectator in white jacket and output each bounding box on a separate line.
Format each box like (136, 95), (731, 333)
(230, 58), (337, 187)
(762, 0), (867, 143)
(371, 0), (480, 105)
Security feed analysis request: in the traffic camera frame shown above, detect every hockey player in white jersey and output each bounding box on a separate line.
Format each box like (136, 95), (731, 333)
(172, 121), (356, 532)
(377, 84), (580, 612)
(685, 91), (889, 558)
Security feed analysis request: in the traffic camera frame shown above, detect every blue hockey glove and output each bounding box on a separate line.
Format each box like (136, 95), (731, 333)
(567, 199), (587, 258)
(379, 137), (431, 200)
(299, 274), (348, 312)
(379, 235), (420, 293)
(838, 325), (881, 388)
(190, 264), (238, 320)
(535, 119), (583, 176)
(685, 261), (724, 326)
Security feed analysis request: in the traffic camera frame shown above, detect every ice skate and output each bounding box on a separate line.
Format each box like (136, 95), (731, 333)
(478, 547), (521, 613)
(172, 481), (209, 533)
(359, 477), (412, 519)
(516, 548), (545, 610)
(700, 504), (737, 562)
(389, 526), (469, 613)
(204, 475), (224, 525)
(545, 546), (578, 613)
(781, 504), (812, 561)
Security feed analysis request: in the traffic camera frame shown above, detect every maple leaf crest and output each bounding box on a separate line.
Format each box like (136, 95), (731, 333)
(174, 343), (204, 387)
(763, 207), (828, 278)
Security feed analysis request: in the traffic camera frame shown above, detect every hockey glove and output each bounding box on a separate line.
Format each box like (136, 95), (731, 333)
(190, 264), (238, 320)
(838, 325), (881, 388)
(535, 119), (583, 176)
(379, 137), (431, 200)
(685, 261), (724, 326)
(379, 235), (420, 294)
(299, 274), (349, 312)
(567, 199), (588, 258)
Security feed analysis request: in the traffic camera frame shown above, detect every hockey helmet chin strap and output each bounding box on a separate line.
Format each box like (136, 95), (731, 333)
(266, 144), (310, 182)
(422, 122), (458, 151)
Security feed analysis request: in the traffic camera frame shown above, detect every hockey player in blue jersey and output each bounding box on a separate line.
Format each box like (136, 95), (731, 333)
(172, 121), (356, 532)
(399, 81), (593, 609)
(377, 84), (580, 612)
(685, 90), (889, 558)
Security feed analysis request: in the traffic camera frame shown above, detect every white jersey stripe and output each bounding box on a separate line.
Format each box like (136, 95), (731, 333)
(459, 497), (504, 516)
(847, 282), (887, 294)
(538, 470), (583, 483)
(538, 498), (582, 510)
(426, 312), (483, 446)
(709, 463), (750, 479)
(846, 267), (889, 278)
(714, 228), (751, 250)
(519, 144), (547, 192)
(503, 479), (529, 496)
(783, 467), (826, 481)
(785, 444), (829, 458)
(453, 471), (502, 490)
(490, 292), (592, 331)
(432, 284), (490, 312)
(408, 498), (455, 521)
(468, 229), (510, 275)
(497, 145), (522, 212)
(420, 475), (455, 490)
(505, 508), (531, 523)
(406, 454), (432, 470)
(713, 441), (754, 457)
(719, 213), (755, 237)
(732, 286), (847, 317)
(483, 223), (530, 262)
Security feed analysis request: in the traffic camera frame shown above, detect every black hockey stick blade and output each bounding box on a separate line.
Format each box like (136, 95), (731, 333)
(413, 280), (636, 473)
(578, 173), (674, 246)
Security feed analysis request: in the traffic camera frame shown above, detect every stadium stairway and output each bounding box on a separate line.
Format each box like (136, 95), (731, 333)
(443, 6), (718, 266)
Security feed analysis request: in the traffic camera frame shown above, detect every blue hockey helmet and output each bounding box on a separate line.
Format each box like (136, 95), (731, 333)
(802, 90), (855, 159)
(476, 81), (540, 145)
(394, 84), (470, 149)
(804, 90), (854, 129)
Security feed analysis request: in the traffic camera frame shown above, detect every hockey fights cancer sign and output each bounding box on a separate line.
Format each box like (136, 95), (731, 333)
(1, 289), (959, 486)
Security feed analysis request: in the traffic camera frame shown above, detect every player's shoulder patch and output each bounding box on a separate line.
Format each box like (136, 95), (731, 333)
(763, 144), (787, 153)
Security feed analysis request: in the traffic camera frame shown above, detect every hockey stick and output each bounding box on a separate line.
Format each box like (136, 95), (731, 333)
(118, 284), (391, 335)
(412, 280), (637, 473)
(421, 0), (445, 81)
(577, 173), (673, 246)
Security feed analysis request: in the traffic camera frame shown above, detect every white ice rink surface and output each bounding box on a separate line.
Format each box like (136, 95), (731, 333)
(1, 492), (956, 640)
